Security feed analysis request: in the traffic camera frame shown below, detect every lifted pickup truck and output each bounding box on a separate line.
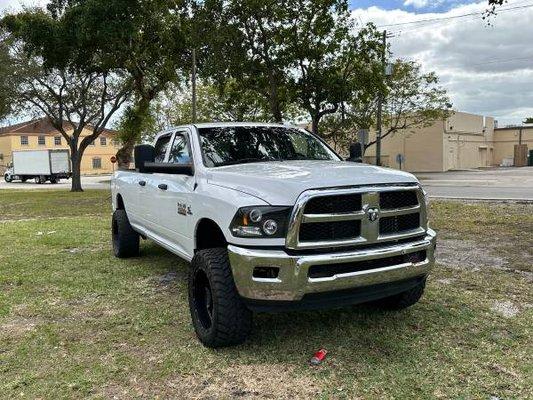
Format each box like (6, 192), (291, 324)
(111, 123), (436, 347)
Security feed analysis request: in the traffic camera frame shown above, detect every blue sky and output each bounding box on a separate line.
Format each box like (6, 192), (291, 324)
(349, 0), (477, 13)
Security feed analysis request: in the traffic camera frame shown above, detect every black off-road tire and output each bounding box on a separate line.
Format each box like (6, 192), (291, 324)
(112, 209), (139, 258)
(188, 248), (252, 348)
(370, 278), (426, 310)
(4, 174), (12, 183)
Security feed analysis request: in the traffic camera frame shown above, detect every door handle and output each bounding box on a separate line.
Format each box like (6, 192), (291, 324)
(158, 183), (168, 190)
(138, 180), (146, 187)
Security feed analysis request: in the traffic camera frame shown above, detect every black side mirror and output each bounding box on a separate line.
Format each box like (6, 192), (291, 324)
(143, 162), (194, 176)
(347, 142), (363, 163)
(134, 144), (155, 173)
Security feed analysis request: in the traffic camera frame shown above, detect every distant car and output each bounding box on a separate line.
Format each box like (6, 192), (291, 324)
(4, 150), (71, 184)
(111, 123), (436, 347)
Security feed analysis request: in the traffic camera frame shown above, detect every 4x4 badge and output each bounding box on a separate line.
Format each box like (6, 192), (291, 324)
(367, 208), (379, 222)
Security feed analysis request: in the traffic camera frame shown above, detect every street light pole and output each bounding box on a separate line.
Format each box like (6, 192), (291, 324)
(376, 30), (387, 166)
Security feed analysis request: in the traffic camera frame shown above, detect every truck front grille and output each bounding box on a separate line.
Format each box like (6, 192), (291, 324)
(380, 190), (418, 209)
(286, 185), (427, 250)
(305, 194), (362, 214)
(300, 221), (361, 242)
(380, 213), (421, 235)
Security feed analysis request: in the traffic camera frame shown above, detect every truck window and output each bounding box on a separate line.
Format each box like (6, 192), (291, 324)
(154, 134), (171, 162)
(168, 133), (191, 165)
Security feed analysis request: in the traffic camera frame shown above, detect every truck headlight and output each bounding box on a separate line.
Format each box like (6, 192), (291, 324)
(230, 206), (291, 238)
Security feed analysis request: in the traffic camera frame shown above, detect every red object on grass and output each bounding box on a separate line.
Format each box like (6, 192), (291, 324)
(310, 349), (328, 365)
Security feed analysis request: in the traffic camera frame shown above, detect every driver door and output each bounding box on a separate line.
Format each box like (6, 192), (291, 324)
(155, 130), (196, 254)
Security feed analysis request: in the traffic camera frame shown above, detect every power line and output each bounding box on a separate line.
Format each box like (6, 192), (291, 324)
(375, 3), (533, 29)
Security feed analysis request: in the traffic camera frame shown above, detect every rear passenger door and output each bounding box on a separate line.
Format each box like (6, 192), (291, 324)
(155, 130), (196, 253)
(137, 133), (172, 230)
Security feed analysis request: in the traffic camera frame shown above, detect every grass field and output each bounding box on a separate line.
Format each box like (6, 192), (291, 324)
(0, 190), (531, 399)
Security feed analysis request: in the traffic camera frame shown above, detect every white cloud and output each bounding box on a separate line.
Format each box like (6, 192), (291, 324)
(403, 0), (430, 9)
(352, 0), (533, 125)
(0, 0), (48, 14)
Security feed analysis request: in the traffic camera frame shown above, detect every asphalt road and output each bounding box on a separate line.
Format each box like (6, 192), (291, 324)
(0, 175), (111, 190)
(1, 167), (532, 201)
(416, 167), (533, 201)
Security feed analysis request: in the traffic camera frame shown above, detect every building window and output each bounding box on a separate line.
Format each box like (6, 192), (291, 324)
(89, 138), (95, 146)
(100, 136), (107, 146)
(112, 139), (120, 147)
(38, 135), (46, 145)
(92, 157), (102, 169)
(20, 136), (29, 145)
(54, 136), (62, 146)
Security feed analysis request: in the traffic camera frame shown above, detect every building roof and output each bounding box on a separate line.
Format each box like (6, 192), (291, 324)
(494, 125), (533, 131)
(0, 117), (117, 136)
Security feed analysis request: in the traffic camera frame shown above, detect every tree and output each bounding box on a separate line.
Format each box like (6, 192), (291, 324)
(523, 117), (533, 124)
(196, 0), (293, 122)
(322, 60), (452, 154)
(0, 30), (16, 121)
(285, 1), (383, 135)
(3, 9), (131, 191)
(34, 0), (191, 169)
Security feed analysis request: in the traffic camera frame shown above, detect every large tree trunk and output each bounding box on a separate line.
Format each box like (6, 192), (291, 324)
(70, 152), (83, 192)
(268, 71), (283, 122)
(311, 114), (320, 136)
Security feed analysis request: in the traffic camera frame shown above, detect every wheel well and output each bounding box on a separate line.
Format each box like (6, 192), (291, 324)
(196, 219), (227, 251)
(116, 194), (125, 210)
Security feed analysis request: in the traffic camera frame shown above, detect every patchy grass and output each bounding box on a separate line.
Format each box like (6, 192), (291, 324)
(0, 190), (110, 221)
(0, 192), (531, 399)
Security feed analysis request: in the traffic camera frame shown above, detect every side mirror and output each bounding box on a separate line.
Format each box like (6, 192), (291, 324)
(347, 142), (363, 163)
(134, 144), (155, 173)
(143, 162), (194, 176)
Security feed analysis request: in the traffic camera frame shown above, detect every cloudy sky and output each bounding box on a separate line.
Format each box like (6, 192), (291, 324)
(2, 0), (532, 126)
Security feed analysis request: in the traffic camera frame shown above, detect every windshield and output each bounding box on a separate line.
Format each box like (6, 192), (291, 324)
(198, 126), (340, 167)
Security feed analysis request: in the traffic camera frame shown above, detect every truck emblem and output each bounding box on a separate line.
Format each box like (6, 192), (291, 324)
(367, 208), (379, 222)
(178, 202), (192, 216)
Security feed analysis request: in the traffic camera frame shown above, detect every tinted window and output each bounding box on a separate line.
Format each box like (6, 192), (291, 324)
(168, 133), (191, 164)
(198, 126), (339, 167)
(154, 135), (171, 162)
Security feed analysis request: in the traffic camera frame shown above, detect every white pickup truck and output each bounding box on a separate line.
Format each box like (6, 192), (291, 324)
(111, 123), (436, 347)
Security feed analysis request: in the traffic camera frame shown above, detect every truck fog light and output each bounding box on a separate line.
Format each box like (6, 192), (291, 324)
(231, 226), (262, 237)
(262, 219), (278, 235)
(249, 208), (263, 223)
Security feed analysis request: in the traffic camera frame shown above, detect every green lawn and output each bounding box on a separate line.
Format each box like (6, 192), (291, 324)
(0, 190), (531, 399)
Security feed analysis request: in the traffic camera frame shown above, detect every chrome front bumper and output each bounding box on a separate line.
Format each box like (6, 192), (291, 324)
(228, 228), (436, 302)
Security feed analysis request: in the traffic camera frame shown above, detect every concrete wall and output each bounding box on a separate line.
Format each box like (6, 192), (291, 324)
(493, 127), (533, 166)
(443, 113), (495, 170)
(364, 120), (445, 172)
(0, 127), (120, 175)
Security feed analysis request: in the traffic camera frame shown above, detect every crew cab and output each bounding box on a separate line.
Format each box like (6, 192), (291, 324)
(111, 123), (436, 347)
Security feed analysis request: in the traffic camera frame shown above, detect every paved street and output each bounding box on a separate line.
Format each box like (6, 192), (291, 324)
(1, 167), (532, 201)
(0, 175), (111, 190)
(417, 167), (533, 201)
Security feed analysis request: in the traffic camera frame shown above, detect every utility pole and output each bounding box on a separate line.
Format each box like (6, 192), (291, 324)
(191, 48), (197, 123)
(375, 30), (387, 166)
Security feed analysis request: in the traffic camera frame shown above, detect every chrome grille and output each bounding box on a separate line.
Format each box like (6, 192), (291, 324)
(286, 185), (427, 250)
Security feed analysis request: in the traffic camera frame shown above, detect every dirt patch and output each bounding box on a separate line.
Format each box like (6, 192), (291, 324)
(437, 238), (533, 281)
(491, 301), (520, 318)
(0, 316), (41, 339)
(437, 239), (507, 270)
(102, 364), (320, 399)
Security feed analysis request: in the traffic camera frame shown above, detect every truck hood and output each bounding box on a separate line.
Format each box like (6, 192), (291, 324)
(206, 160), (419, 205)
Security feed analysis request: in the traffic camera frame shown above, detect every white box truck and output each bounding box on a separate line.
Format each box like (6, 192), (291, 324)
(4, 150), (71, 184)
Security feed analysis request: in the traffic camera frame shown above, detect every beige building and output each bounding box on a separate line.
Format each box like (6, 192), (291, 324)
(363, 111), (532, 172)
(0, 118), (120, 175)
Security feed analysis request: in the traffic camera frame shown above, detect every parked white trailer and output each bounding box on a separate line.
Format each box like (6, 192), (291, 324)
(4, 150), (71, 184)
